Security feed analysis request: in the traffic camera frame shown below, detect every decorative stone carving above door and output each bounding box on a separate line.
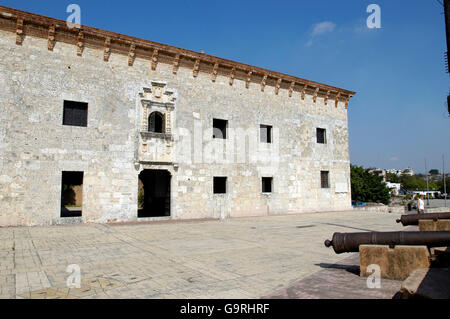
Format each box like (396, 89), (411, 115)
(139, 81), (176, 136)
(138, 82), (177, 164)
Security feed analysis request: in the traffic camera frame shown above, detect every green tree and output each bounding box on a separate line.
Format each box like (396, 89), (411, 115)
(400, 175), (427, 191)
(350, 165), (391, 205)
(386, 172), (400, 183)
(429, 182), (439, 191)
(437, 177), (450, 194)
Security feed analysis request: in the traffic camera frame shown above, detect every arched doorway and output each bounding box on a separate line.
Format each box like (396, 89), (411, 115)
(138, 169), (171, 218)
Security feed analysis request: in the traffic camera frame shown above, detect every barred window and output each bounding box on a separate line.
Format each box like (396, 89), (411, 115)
(63, 100), (88, 127)
(260, 125), (272, 143)
(262, 177), (273, 193)
(321, 171), (329, 189)
(317, 128), (326, 144)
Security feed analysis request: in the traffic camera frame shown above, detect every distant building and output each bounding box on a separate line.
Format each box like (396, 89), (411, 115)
(386, 169), (402, 176)
(369, 169), (386, 182)
(430, 174), (444, 183)
(401, 167), (414, 176)
(385, 182), (401, 196)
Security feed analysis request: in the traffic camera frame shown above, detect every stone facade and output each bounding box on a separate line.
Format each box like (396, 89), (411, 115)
(0, 7), (355, 226)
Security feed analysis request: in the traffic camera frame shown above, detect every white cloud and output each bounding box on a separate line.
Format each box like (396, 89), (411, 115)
(390, 156), (399, 161)
(311, 21), (336, 36)
(306, 21), (336, 47)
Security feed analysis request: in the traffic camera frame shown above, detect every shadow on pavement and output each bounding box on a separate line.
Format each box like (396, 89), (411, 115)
(315, 263), (360, 276)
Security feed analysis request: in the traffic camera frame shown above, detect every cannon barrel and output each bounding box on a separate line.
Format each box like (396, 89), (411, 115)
(324, 231), (450, 254)
(396, 212), (450, 226)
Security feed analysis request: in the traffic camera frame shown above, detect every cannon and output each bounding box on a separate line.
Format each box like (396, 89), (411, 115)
(396, 212), (450, 226)
(324, 231), (450, 254)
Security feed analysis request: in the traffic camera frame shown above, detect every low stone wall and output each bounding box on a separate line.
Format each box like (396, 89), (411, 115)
(353, 205), (405, 214)
(389, 206), (406, 214)
(353, 205), (450, 215)
(426, 207), (450, 213)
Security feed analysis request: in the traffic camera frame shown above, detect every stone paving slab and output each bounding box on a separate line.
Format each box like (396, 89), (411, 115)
(263, 254), (402, 299)
(0, 210), (404, 299)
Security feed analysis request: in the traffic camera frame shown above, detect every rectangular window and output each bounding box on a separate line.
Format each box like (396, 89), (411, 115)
(213, 177), (227, 194)
(317, 128), (326, 144)
(61, 171), (84, 217)
(63, 100), (88, 127)
(262, 177), (273, 193)
(260, 125), (272, 143)
(213, 119), (227, 139)
(321, 171), (330, 189)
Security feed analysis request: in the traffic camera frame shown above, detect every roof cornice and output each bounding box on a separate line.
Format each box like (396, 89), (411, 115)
(0, 5), (356, 107)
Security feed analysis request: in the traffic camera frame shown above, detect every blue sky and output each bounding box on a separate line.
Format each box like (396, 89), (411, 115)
(1, 0), (449, 173)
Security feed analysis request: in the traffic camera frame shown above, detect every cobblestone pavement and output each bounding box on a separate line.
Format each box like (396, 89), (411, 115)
(0, 210), (404, 299)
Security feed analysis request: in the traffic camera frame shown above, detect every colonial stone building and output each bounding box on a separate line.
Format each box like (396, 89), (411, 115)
(0, 6), (355, 226)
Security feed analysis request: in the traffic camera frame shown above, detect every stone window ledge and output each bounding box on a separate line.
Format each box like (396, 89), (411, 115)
(140, 131), (173, 141)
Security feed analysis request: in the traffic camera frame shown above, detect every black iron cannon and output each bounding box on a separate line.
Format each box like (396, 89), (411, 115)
(324, 231), (450, 254)
(396, 212), (450, 226)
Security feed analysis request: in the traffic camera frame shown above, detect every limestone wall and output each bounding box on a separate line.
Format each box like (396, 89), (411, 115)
(0, 27), (352, 226)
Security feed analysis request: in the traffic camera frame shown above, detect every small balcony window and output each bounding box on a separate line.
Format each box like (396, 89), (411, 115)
(149, 112), (165, 133)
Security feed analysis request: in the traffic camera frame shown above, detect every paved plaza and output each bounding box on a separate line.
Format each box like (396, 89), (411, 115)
(0, 210), (405, 299)
(426, 199), (450, 209)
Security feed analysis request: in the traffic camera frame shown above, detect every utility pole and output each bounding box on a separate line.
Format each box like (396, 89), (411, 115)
(425, 158), (430, 206)
(445, 0), (450, 72)
(445, 0), (450, 115)
(444, 154), (448, 207)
